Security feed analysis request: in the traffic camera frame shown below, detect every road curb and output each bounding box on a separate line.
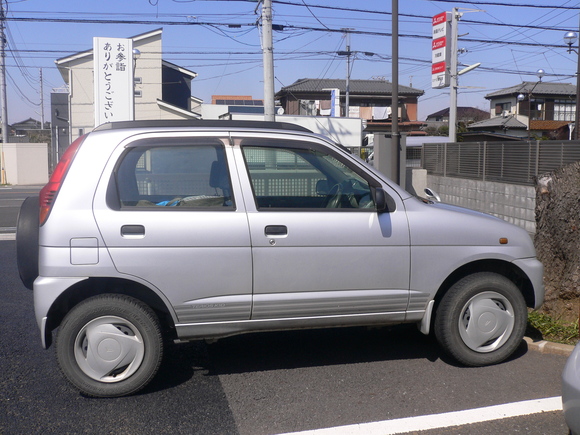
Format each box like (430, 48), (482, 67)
(524, 336), (575, 357)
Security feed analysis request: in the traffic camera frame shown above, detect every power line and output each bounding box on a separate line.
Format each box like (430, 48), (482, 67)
(6, 9), (578, 33)
(3, 16), (572, 50)
(4, 1), (580, 119)
(428, 0), (580, 9)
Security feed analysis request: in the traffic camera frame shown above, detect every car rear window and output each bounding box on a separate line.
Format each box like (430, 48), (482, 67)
(114, 140), (234, 209)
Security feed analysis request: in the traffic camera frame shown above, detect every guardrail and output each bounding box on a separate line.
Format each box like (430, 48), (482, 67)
(423, 140), (580, 185)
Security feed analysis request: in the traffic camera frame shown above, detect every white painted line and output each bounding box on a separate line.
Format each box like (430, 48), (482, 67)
(277, 396), (563, 435)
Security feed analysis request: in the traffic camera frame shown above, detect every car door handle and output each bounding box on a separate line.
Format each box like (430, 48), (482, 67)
(264, 225), (287, 236)
(121, 225), (145, 237)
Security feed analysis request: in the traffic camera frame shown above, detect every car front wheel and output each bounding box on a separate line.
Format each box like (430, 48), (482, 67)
(56, 294), (163, 397)
(434, 272), (527, 367)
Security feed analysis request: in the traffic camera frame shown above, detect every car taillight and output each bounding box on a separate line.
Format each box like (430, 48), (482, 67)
(39, 135), (86, 225)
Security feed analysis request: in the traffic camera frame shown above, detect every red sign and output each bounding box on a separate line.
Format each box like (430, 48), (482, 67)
(432, 12), (448, 26)
(432, 37), (446, 50)
(432, 62), (446, 74)
(431, 12), (451, 88)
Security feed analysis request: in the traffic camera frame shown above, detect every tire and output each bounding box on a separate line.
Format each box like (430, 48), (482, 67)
(16, 196), (39, 290)
(56, 294), (163, 397)
(434, 272), (527, 367)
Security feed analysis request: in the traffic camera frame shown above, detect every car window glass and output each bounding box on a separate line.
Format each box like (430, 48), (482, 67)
(241, 144), (375, 210)
(116, 143), (233, 209)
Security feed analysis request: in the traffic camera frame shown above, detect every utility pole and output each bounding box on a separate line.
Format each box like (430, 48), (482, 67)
(343, 29), (351, 117)
(261, 0), (275, 121)
(391, 0), (400, 184)
(0, 0), (7, 184)
(39, 68), (45, 128)
(449, 8), (460, 143)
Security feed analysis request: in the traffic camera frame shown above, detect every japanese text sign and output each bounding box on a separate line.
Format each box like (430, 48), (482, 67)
(93, 37), (134, 126)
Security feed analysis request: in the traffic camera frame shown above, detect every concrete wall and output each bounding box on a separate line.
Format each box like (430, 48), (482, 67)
(426, 174), (536, 233)
(3, 143), (49, 185)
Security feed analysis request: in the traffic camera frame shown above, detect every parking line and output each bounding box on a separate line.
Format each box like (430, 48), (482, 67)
(278, 396), (563, 435)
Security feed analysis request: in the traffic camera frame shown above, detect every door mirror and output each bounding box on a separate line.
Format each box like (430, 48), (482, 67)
(374, 187), (394, 213)
(424, 187), (441, 203)
(316, 179), (330, 195)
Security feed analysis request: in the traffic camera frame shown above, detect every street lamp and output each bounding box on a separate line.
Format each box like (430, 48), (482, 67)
(516, 68), (545, 140)
(564, 28), (580, 140)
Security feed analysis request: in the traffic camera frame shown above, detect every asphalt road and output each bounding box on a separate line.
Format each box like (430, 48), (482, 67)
(0, 185), (42, 232)
(0, 186), (572, 434)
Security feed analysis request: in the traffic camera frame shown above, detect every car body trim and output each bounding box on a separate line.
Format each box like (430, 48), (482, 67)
(174, 311), (408, 340)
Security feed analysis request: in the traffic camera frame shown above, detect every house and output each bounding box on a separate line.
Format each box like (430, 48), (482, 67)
(465, 114), (528, 139)
(10, 118), (50, 142)
(275, 78), (425, 134)
(53, 28), (200, 147)
(425, 106), (489, 124)
(483, 81), (576, 139)
(424, 106), (489, 136)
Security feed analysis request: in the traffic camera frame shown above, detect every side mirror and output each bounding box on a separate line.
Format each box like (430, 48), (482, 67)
(424, 188), (441, 203)
(316, 179), (330, 195)
(374, 187), (394, 213)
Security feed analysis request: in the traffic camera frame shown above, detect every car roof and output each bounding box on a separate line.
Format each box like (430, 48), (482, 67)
(92, 119), (313, 133)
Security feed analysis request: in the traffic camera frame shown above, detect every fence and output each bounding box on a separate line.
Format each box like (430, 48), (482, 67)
(350, 146), (423, 168)
(423, 140), (580, 185)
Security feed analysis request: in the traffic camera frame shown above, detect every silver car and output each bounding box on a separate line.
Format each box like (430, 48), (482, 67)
(563, 342), (580, 434)
(16, 120), (544, 397)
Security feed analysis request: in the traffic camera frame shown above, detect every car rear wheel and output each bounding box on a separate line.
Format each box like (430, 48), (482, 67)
(434, 272), (527, 366)
(16, 196), (39, 290)
(56, 294), (163, 397)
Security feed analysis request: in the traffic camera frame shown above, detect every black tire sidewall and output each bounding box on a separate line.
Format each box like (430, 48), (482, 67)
(56, 294), (163, 397)
(434, 272), (527, 367)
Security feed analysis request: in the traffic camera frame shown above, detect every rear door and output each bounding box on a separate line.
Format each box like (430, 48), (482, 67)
(234, 136), (411, 321)
(93, 134), (253, 324)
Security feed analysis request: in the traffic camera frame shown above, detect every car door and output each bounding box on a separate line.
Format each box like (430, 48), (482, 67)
(93, 135), (253, 324)
(234, 136), (411, 321)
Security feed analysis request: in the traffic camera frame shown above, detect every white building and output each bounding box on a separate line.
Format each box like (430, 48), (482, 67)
(54, 29), (201, 146)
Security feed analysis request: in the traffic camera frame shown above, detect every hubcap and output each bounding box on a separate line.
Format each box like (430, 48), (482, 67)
(74, 316), (145, 383)
(458, 291), (515, 353)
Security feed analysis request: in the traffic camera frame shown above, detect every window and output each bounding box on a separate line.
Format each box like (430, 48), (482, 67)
(494, 102), (511, 115)
(115, 140), (233, 209)
(242, 142), (375, 210)
(554, 100), (576, 121)
(530, 98), (545, 120)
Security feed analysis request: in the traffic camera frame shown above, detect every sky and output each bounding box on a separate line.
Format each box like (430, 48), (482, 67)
(4, 0), (580, 124)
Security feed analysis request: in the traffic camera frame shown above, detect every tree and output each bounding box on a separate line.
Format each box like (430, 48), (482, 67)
(535, 161), (580, 321)
(437, 125), (449, 136)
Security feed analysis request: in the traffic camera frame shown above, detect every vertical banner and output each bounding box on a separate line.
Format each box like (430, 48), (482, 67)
(93, 37), (134, 126)
(431, 12), (451, 89)
(330, 88), (340, 117)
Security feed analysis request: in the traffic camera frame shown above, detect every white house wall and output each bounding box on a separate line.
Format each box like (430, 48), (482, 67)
(69, 56), (96, 140)
(65, 30), (195, 142)
(134, 34), (163, 120)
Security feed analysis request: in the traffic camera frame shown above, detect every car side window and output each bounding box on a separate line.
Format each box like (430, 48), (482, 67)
(115, 143), (234, 209)
(241, 143), (375, 210)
